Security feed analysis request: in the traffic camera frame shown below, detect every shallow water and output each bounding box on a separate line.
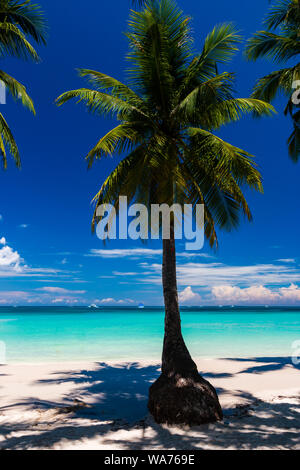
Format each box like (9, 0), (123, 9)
(0, 307), (299, 362)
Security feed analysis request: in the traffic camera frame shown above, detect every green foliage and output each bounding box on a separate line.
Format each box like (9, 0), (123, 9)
(57, 0), (274, 247)
(0, 0), (47, 169)
(246, 0), (300, 161)
(0, 0), (47, 45)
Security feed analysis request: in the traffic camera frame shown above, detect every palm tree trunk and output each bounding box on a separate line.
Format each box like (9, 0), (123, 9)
(148, 226), (223, 425)
(161, 234), (197, 377)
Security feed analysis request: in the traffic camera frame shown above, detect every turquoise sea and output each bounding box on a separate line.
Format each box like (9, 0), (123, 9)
(0, 307), (299, 363)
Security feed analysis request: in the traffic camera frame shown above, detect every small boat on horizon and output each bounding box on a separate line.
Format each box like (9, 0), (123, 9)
(138, 303), (145, 309)
(88, 304), (99, 309)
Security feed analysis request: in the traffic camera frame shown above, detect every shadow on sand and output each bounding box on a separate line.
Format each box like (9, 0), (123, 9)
(202, 356), (298, 380)
(0, 358), (299, 449)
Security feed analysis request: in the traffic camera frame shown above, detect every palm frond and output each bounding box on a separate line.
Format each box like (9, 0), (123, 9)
(251, 66), (300, 102)
(0, 0), (47, 44)
(86, 123), (143, 167)
(0, 70), (35, 113)
(172, 72), (235, 120)
(0, 21), (38, 60)
(287, 121), (300, 162)
(77, 69), (147, 109)
(180, 23), (241, 95)
(187, 127), (263, 191)
(263, 0), (300, 31)
(246, 31), (300, 63)
(0, 112), (20, 168)
(204, 98), (275, 129)
(56, 88), (148, 120)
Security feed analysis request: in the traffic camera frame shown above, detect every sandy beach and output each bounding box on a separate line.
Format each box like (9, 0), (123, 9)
(0, 357), (299, 450)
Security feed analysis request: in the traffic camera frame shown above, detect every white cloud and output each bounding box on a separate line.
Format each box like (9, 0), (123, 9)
(136, 259), (300, 305)
(179, 286), (201, 305)
(0, 287), (87, 306)
(212, 285), (278, 304)
(0, 291), (30, 304)
(140, 261), (300, 287)
(0, 215), (3, 221)
(51, 297), (79, 305)
(18, 224), (29, 229)
(276, 258), (296, 264)
(0, 244), (22, 270)
(88, 248), (162, 258)
(112, 271), (138, 276)
(211, 283), (300, 305)
(96, 297), (135, 305)
(0, 239), (73, 280)
(176, 252), (214, 259)
(278, 284), (300, 301)
(88, 248), (212, 260)
(0, 265), (64, 279)
(37, 286), (86, 294)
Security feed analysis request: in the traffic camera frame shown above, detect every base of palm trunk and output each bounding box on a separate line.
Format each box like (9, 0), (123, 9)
(148, 371), (223, 426)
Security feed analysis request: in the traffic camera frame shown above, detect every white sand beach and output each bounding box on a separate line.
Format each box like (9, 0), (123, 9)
(0, 357), (299, 450)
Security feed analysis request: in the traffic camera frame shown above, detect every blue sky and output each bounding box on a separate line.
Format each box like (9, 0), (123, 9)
(1, 0), (300, 306)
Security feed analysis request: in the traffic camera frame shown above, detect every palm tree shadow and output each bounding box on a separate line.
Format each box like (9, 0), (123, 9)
(0, 361), (299, 449)
(33, 362), (161, 422)
(221, 356), (298, 375)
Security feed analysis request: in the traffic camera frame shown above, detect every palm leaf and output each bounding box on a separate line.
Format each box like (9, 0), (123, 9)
(246, 31), (300, 63)
(0, 70), (35, 113)
(0, 0), (47, 44)
(56, 88), (148, 120)
(86, 123), (143, 167)
(0, 21), (38, 60)
(0, 112), (20, 168)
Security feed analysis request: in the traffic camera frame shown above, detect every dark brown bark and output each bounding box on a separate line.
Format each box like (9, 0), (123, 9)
(148, 228), (223, 426)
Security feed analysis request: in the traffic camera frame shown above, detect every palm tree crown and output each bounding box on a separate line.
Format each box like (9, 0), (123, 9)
(246, 0), (300, 161)
(0, 0), (47, 169)
(57, 0), (273, 246)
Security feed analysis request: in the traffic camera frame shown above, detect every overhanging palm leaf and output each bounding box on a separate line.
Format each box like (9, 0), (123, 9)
(0, 21), (38, 60)
(251, 66), (300, 101)
(85, 123), (144, 168)
(180, 23), (241, 96)
(0, 112), (20, 168)
(0, 1), (46, 169)
(0, 70), (35, 168)
(246, 0), (300, 161)
(0, 70), (35, 112)
(0, 0), (47, 44)
(264, 0), (300, 30)
(77, 69), (148, 109)
(56, 88), (150, 120)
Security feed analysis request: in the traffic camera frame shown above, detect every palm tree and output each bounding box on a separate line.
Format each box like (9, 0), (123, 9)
(0, 0), (46, 169)
(246, 0), (300, 161)
(56, 0), (274, 425)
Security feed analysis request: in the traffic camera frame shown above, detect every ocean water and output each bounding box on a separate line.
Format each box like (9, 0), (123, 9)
(0, 307), (299, 363)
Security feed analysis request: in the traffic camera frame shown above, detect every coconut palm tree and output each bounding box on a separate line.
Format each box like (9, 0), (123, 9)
(0, 0), (46, 169)
(246, 0), (300, 161)
(56, 0), (274, 425)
